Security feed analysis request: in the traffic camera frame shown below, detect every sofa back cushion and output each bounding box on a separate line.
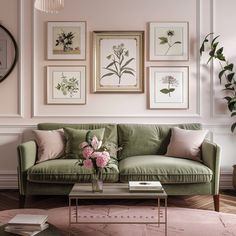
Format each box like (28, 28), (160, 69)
(38, 123), (118, 160)
(118, 123), (202, 160)
(64, 127), (105, 159)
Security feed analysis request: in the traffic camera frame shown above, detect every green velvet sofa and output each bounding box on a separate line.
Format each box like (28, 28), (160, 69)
(17, 123), (221, 211)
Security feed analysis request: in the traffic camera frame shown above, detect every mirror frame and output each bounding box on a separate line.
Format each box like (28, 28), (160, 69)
(0, 24), (18, 83)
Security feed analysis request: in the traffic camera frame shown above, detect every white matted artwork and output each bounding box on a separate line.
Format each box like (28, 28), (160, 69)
(47, 21), (86, 60)
(93, 31), (144, 93)
(149, 22), (188, 61)
(0, 39), (7, 69)
(47, 66), (86, 104)
(149, 67), (188, 109)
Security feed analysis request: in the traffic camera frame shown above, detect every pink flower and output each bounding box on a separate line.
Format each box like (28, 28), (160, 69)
(83, 159), (93, 169)
(102, 151), (110, 161)
(91, 136), (102, 150)
(79, 142), (89, 149)
(91, 151), (103, 159)
(96, 155), (108, 168)
(82, 146), (94, 159)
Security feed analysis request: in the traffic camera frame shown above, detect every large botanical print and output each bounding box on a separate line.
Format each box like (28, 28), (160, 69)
(149, 67), (188, 109)
(47, 66), (86, 104)
(93, 31), (144, 93)
(47, 21), (86, 60)
(149, 22), (188, 61)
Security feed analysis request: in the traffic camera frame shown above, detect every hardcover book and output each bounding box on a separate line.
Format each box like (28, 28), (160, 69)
(129, 181), (163, 192)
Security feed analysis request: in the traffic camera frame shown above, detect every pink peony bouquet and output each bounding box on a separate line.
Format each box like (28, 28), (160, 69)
(79, 134), (110, 170)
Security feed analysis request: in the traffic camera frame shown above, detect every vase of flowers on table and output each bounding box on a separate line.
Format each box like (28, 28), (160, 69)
(79, 132), (110, 192)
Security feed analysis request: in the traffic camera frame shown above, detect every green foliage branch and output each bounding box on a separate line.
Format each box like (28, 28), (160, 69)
(200, 33), (236, 132)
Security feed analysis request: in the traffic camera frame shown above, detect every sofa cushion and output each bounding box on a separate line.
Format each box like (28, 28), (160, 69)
(27, 159), (119, 183)
(166, 127), (208, 162)
(118, 123), (202, 160)
(119, 155), (212, 183)
(64, 127), (105, 159)
(38, 123), (118, 160)
(33, 129), (65, 163)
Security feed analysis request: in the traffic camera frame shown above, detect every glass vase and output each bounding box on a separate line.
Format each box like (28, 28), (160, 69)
(91, 168), (103, 192)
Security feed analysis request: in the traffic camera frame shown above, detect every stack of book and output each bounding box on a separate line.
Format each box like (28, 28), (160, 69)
(4, 214), (49, 236)
(129, 181), (163, 192)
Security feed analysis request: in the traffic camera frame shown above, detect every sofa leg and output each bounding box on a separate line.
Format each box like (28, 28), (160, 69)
(213, 194), (220, 212)
(19, 195), (25, 208)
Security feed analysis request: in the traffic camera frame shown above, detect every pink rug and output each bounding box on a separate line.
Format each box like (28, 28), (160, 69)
(0, 206), (235, 236)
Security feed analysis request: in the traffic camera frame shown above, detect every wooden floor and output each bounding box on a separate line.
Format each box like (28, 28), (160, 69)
(0, 190), (235, 214)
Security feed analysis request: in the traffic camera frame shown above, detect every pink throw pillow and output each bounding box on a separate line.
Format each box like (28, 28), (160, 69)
(165, 127), (208, 161)
(33, 129), (65, 163)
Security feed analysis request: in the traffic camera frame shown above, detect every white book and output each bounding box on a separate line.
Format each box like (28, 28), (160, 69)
(8, 214), (48, 226)
(129, 181), (163, 190)
(5, 228), (41, 236)
(5, 223), (49, 231)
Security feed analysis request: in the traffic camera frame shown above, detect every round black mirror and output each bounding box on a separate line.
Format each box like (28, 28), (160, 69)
(0, 25), (18, 83)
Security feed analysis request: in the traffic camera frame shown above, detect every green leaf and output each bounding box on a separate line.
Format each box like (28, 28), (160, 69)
(225, 83), (232, 88)
(200, 43), (205, 56)
(207, 56), (213, 64)
(160, 89), (170, 94)
(231, 122), (236, 132)
(219, 70), (226, 83)
(121, 58), (135, 69)
(101, 72), (114, 79)
(224, 96), (232, 102)
(231, 112), (236, 117)
(122, 70), (135, 76)
(216, 47), (223, 55)
(173, 41), (181, 44)
(211, 35), (220, 46)
(120, 67), (135, 72)
(106, 61), (116, 69)
(224, 63), (234, 71)
(169, 88), (175, 92)
(158, 37), (168, 44)
(227, 73), (235, 82)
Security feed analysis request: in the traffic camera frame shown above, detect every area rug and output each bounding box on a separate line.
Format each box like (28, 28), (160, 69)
(0, 206), (235, 236)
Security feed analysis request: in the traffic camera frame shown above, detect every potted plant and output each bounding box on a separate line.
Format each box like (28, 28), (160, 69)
(200, 33), (236, 132)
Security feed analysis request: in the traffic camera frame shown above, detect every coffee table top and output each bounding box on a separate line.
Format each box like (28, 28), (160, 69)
(69, 183), (167, 199)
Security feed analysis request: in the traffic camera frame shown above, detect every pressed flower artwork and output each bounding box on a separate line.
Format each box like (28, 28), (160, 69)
(47, 66), (86, 104)
(47, 22), (86, 60)
(149, 22), (188, 60)
(93, 31), (144, 92)
(149, 67), (188, 109)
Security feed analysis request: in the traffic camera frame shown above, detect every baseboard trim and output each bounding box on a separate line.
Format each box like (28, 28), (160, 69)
(0, 173), (18, 189)
(0, 172), (233, 190)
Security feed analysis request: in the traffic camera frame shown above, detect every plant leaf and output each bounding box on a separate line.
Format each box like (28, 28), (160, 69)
(106, 61), (116, 69)
(160, 89), (170, 94)
(224, 63), (234, 71)
(219, 70), (226, 83)
(224, 96), (232, 102)
(231, 123), (236, 132)
(173, 41), (181, 44)
(169, 88), (175, 92)
(231, 112), (236, 117)
(227, 73), (235, 82)
(120, 67), (135, 72)
(101, 72), (114, 79)
(121, 58), (135, 69)
(158, 37), (168, 44)
(122, 70), (135, 76)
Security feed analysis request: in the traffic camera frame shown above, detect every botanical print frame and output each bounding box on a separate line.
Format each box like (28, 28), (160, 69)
(47, 21), (86, 60)
(47, 66), (86, 104)
(149, 67), (188, 109)
(93, 31), (144, 93)
(149, 22), (188, 61)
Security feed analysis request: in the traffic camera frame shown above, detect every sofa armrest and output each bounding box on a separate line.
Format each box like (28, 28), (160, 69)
(201, 140), (221, 194)
(17, 141), (37, 195)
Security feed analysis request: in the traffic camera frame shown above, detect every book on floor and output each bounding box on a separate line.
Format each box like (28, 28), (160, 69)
(129, 181), (163, 192)
(5, 214), (49, 236)
(7, 214), (48, 226)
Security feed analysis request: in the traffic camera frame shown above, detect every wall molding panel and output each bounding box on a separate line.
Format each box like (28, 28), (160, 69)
(32, 0), (201, 118)
(0, 0), (23, 118)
